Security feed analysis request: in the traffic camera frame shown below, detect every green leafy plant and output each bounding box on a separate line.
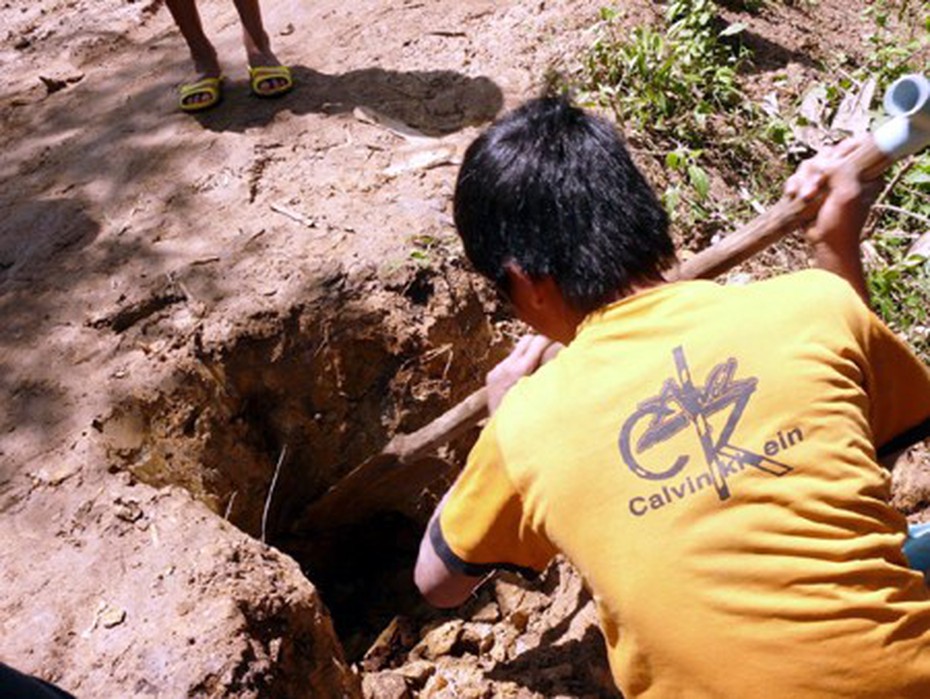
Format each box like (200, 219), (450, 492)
(574, 0), (929, 343)
(853, 1), (930, 359)
(866, 156), (930, 361)
(582, 0), (748, 145)
(577, 1), (778, 234)
(868, 251), (930, 358)
(761, 0), (930, 358)
(662, 147), (714, 221)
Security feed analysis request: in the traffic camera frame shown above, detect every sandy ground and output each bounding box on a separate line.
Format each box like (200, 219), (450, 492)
(0, 1), (611, 695)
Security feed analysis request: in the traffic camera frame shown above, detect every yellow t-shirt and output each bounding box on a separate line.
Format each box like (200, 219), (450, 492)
(436, 270), (930, 698)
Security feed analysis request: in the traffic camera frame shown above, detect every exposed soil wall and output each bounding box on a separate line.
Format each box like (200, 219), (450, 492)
(94, 261), (501, 658)
(0, 470), (362, 698)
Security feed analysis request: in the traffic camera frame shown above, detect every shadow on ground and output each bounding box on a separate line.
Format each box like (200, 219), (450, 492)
(739, 29), (819, 74)
(191, 64), (504, 135)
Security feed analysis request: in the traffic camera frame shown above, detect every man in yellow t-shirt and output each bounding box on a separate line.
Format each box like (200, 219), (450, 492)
(414, 97), (930, 698)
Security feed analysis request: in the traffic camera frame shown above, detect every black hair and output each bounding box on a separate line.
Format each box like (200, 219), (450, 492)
(453, 97), (674, 314)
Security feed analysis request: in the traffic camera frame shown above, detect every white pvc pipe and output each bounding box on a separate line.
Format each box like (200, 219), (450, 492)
(873, 74), (930, 160)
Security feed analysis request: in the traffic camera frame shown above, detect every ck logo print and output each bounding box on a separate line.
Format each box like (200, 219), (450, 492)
(619, 346), (795, 515)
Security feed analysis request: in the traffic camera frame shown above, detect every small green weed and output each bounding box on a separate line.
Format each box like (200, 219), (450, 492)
(408, 234), (439, 268)
(581, 1), (748, 146)
(576, 1), (783, 238)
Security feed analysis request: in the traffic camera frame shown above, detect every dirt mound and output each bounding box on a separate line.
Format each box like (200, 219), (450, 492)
(1, 0), (607, 692)
(0, 469), (358, 697)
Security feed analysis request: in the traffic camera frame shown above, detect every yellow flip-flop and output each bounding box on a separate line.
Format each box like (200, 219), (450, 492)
(179, 76), (223, 112)
(248, 65), (294, 98)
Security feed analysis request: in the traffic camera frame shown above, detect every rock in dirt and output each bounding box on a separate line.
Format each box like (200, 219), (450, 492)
(377, 559), (621, 698)
(38, 70), (84, 95)
(362, 671), (412, 699)
(362, 616), (420, 672)
(893, 449), (930, 514)
(395, 660), (436, 687)
(415, 619), (465, 660)
(469, 601), (501, 623)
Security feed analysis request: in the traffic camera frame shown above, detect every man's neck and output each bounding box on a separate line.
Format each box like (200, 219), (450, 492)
(563, 276), (672, 342)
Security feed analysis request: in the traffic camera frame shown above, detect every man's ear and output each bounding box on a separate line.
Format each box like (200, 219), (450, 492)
(501, 263), (580, 342)
(503, 262), (547, 312)
(501, 263), (586, 342)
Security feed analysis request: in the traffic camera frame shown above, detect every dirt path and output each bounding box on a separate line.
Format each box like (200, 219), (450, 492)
(0, 0), (618, 480)
(1, 1), (609, 695)
(2, 0), (928, 697)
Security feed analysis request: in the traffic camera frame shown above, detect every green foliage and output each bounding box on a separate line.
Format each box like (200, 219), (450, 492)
(867, 158), (930, 361)
(662, 147), (714, 222)
(752, 0), (930, 358)
(578, 1), (777, 232)
(575, 0), (930, 358)
(766, 0), (930, 359)
(856, 1), (930, 359)
(868, 251), (930, 358)
(859, 1), (929, 85)
(582, 1), (747, 145)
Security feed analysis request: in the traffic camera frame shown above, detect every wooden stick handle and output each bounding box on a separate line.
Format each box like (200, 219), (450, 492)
(674, 137), (891, 281)
(383, 386), (490, 464)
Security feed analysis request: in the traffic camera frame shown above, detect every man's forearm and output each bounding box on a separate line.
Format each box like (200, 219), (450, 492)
(811, 240), (870, 305)
(414, 491), (484, 608)
(785, 135), (880, 307)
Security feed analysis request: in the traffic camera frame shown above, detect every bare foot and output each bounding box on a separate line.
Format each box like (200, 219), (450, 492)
(247, 49), (290, 94)
(181, 51), (222, 109)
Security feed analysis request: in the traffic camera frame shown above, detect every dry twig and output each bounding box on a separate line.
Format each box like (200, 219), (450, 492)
(224, 491), (237, 521)
(270, 203), (316, 228)
(863, 157), (916, 238)
(262, 445), (288, 543)
(873, 204), (930, 228)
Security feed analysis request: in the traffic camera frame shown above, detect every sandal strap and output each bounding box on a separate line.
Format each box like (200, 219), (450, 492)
(249, 65), (293, 95)
(179, 76), (223, 111)
(248, 66), (292, 80)
(180, 77), (222, 98)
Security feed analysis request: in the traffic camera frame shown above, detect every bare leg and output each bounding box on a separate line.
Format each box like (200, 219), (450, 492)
(231, 0), (288, 92)
(165, 0), (222, 107)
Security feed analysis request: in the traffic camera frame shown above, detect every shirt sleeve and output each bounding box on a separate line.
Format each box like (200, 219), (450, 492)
(855, 303), (930, 457)
(433, 417), (556, 578)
